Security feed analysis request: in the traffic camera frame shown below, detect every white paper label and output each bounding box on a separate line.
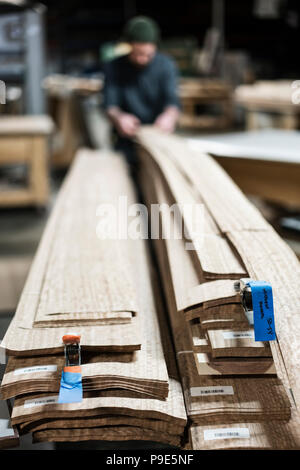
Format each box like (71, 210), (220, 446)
(0, 419), (14, 438)
(196, 353), (208, 363)
(190, 386), (234, 397)
(222, 331), (254, 340)
(14, 365), (57, 376)
(24, 396), (58, 408)
(204, 427), (250, 441)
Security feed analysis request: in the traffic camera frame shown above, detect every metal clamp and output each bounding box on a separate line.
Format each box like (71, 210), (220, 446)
(234, 278), (254, 325)
(62, 334), (81, 367)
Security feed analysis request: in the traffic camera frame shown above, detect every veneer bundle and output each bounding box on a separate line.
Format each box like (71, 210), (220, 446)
(0, 150), (187, 447)
(1, 153), (142, 355)
(136, 127), (300, 449)
(189, 410), (300, 450)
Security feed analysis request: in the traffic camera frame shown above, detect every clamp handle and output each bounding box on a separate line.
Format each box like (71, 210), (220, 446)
(234, 278), (254, 325)
(62, 334), (81, 367)
(62, 334), (81, 345)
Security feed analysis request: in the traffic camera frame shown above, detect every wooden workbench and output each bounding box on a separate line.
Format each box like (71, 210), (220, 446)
(0, 115), (54, 208)
(235, 80), (300, 130)
(178, 78), (233, 130)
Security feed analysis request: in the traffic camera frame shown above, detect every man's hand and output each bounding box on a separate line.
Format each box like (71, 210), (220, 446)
(107, 107), (141, 138)
(154, 106), (180, 133)
(115, 113), (141, 137)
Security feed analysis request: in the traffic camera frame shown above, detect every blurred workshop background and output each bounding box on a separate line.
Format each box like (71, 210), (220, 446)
(0, 0), (300, 404)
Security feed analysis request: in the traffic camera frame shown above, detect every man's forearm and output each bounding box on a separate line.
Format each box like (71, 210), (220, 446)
(161, 105), (180, 127)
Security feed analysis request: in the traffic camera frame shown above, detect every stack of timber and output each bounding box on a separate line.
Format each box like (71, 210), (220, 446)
(43, 74), (102, 168)
(0, 150), (187, 448)
(136, 127), (300, 450)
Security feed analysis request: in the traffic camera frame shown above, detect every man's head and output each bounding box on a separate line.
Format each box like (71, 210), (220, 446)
(123, 16), (160, 67)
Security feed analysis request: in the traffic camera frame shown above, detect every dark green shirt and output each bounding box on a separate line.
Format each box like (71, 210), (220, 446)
(103, 52), (180, 124)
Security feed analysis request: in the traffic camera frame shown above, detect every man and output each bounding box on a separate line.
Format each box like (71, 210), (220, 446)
(103, 16), (180, 162)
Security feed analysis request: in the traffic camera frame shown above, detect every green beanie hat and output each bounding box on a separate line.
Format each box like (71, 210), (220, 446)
(123, 16), (160, 44)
